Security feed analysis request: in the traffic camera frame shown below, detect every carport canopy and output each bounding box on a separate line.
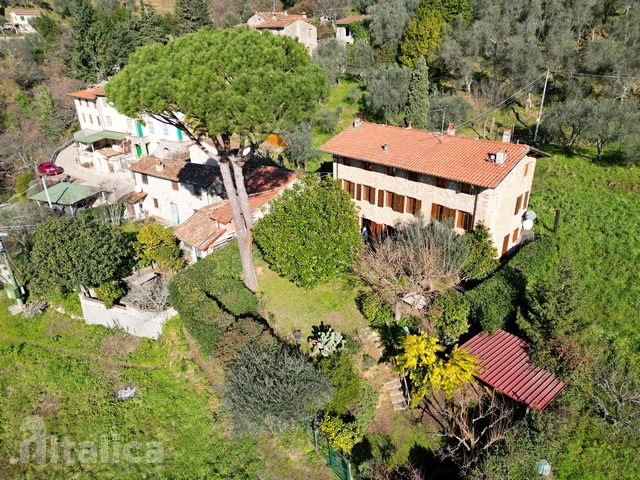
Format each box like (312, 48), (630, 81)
(74, 130), (126, 144)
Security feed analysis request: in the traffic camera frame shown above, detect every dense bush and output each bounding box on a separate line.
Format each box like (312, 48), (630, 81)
(95, 280), (127, 309)
(15, 172), (34, 199)
(314, 106), (342, 133)
(202, 277), (259, 317)
(211, 317), (277, 368)
(321, 352), (363, 415)
(253, 175), (363, 288)
(135, 223), (184, 271)
(358, 292), (395, 329)
(428, 289), (469, 345)
(223, 346), (333, 436)
(466, 267), (520, 332)
(462, 223), (499, 281)
(29, 215), (135, 297)
(507, 235), (558, 287)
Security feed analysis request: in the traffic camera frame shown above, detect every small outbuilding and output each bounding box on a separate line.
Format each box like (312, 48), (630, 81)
(461, 329), (566, 411)
(29, 183), (103, 216)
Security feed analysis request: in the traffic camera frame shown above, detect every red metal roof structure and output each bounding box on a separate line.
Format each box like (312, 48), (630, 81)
(461, 329), (566, 410)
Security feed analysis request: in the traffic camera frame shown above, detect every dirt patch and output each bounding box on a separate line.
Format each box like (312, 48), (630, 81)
(99, 335), (140, 358)
(325, 312), (345, 331)
(33, 394), (59, 415)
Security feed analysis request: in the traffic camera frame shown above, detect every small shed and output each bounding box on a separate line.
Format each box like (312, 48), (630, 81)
(29, 183), (103, 215)
(461, 329), (566, 410)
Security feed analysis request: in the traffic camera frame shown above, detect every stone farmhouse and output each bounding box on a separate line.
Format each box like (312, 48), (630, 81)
(67, 84), (190, 173)
(246, 11), (317, 53)
(8, 9), (40, 33)
(319, 120), (549, 256)
(335, 15), (368, 45)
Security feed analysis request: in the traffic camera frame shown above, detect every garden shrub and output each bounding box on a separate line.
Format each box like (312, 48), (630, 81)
(466, 267), (520, 332)
(223, 346), (333, 436)
(15, 172), (34, 199)
(358, 292), (395, 329)
(212, 317), (277, 367)
(321, 352), (363, 415)
(428, 289), (470, 345)
(462, 223), (499, 281)
(202, 277), (258, 316)
(321, 413), (365, 454)
(95, 280), (127, 309)
(508, 235), (558, 286)
(314, 106), (342, 134)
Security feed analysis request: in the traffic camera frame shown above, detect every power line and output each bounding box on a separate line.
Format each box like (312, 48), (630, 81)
(457, 74), (547, 129)
(550, 70), (640, 80)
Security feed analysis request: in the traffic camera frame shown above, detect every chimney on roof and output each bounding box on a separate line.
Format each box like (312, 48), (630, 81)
(407, 121), (412, 129)
(155, 160), (165, 172)
(447, 122), (456, 136)
(382, 143), (389, 151)
(495, 149), (507, 165)
(353, 118), (362, 129)
(502, 128), (512, 143)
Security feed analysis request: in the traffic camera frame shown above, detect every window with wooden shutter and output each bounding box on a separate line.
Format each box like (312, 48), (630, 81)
(502, 234), (510, 256)
(367, 186), (376, 204)
(460, 182), (472, 194)
(386, 166), (396, 177)
(348, 181), (355, 198)
(524, 162), (531, 176)
(435, 177), (447, 189)
(407, 171), (418, 182)
(514, 194), (523, 215)
(363, 162), (372, 171)
(512, 228), (519, 242)
(172, 181), (179, 191)
(141, 174), (148, 185)
(407, 197), (422, 215)
(343, 158), (351, 167)
(378, 190), (384, 207)
(392, 194), (405, 213)
(523, 191), (530, 209)
(153, 198), (159, 208)
(386, 191), (392, 207)
(356, 184), (361, 201)
(431, 203), (441, 220)
(454, 211), (472, 232)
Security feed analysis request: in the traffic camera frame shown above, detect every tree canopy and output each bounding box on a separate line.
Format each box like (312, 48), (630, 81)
(106, 27), (329, 291)
(29, 215), (135, 296)
(253, 175), (363, 289)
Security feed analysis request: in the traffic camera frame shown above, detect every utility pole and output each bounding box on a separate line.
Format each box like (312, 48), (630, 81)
(0, 236), (24, 306)
(533, 69), (550, 146)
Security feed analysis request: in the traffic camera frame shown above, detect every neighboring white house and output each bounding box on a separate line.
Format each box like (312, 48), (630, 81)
(67, 84), (191, 173)
(335, 15), (368, 45)
(128, 156), (225, 225)
(172, 166), (298, 262)
(246, 11), (317, 53)
(9, 9), (40, 33)
(319, 121), (550, 256)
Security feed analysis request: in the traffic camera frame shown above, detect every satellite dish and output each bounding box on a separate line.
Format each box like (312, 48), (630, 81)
(134, 185), (143, 193)
(522, 219), (534, 230)
(524, 210), (537, 221)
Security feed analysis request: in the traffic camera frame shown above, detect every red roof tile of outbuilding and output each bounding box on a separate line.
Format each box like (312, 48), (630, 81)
(67, 85), (106, 101)
(319, 121), (547, 189)
(461, 329), (566, 410)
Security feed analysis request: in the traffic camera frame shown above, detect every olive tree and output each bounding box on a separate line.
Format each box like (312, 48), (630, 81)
(105, 28), (329, 290)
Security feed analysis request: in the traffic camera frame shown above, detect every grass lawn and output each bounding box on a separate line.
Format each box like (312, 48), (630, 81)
(0, 297), (333, 479)
(530, 148), (640, 353)
(256, 265), (368, 346)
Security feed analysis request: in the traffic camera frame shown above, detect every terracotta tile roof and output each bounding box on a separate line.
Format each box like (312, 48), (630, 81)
(130, 157), (220, 188)
(245, 166), (297, 195)
(336, 14), (369, 25)
(461, 329), (566, 410)
(209, 191), (280, 224)
(11, 9), (41, 15)
(255, 18), (305, 29)
(120, 191), (147, 204)
(67, 85), (106, 101)
(172, 204), (226, 250)
(319, 121), (547, 189)
(255, 12), (308, 22)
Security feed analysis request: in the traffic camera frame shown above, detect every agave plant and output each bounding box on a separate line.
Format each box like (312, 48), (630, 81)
(311, 323), (345, 357)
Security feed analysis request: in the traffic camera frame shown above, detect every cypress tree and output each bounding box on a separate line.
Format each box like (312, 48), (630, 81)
(175, 0), (212, 36)
(406, 56), (430, 129)
(71, 0), (97, 81)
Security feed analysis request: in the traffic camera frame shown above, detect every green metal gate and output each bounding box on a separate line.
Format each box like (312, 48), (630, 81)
(327, 445), (352, 480)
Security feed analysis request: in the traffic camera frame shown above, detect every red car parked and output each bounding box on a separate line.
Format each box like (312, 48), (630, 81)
(37, 162), (62, 175)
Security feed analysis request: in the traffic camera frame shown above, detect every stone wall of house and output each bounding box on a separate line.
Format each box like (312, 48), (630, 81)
(333, 153), (536, 254)
(79, 294), (176, 339)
